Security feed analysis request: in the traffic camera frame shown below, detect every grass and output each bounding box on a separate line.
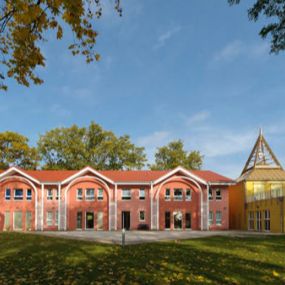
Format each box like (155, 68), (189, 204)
(0, 233), (284, 284)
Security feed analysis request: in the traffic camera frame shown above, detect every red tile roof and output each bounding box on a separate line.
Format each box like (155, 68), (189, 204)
(0, 167), (233, 184)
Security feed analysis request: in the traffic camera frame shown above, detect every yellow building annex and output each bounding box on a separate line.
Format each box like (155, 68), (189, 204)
(229, 130), (285, 233)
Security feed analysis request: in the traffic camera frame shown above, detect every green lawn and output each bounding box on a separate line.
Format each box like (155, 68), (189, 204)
(0, 233), (284, 285)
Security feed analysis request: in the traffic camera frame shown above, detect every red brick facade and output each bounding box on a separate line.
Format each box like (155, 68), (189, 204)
(0, 166), (232, 232)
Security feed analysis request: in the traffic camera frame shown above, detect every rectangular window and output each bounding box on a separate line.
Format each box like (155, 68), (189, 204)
(97, 189), (103, 201)
(122, 189), (131, 200)
(215, 189), (222, 200)
(264, 210), (270, 231)
(174, 189), (183, 201)
(248, 211), (254, 230)
(256, 211), (262, 231)
(216, 211), (222, 225)
(208, 211), (213, 226)
(14, 211), (23, 230)
(165, 189), (171, 201)
(55, 211), (59, 226)
(14, 189), (23, 200)
(209, 189), (213, 200)
(254, 183), (265, 201)
(4, 211), (10, 230)
(139, 189), (145, 200)
(5, 189), (11, 200)
(25, 211), (32, 230)
(97, 212), (103, 230)
(76, 189), (83, 200)
(76, 212), (82, 229)
(47, 189), (53, 200)
(186, 189), (192, 201)
(86, 188), (95, 201)
(271, 183), (283, 198)
(139, 211), (145, 221)
(26, 189), (32, 201)
(46, 211), (53, 226)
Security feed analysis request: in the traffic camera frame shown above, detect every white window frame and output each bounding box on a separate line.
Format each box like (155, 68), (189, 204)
(248, 211), (254, 230)
(5, 188), (11, 200)
(13, 211), (23, 230)
(215, 189), (222, 200)
(264, 209), (270, 232)
(216, 211), (222, 226)
(185, 189), (192, 201)
(85, 188), (95, 201)
(26, 189), (32, 201)
(14, 189), (23, 200)
(165, 189), (171, 201)
(46, 211), (53, 226)
(174, 188), (183, 201)
(139, 189), (145, 200)
(139, 210), (145, 222)
(256, 211), (262, 231)
(76, 189), (83, 201)
(208, 211), (213, 226)
(97, 188), (103, 201)
(122, 189), (131, 200)
(47, 189), (53, 200)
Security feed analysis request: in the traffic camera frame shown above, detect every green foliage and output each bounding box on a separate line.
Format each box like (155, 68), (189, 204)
(37, 121), (147, 170)
(150, 139), (203, 170)
(229, 0), (285, 53)
(0, 233), (284, 284)
(0, 131), (39, 169)
(0, 0), (122, 91)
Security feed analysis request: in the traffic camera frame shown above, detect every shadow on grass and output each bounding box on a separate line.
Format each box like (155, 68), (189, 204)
(0, 233), (284, 285)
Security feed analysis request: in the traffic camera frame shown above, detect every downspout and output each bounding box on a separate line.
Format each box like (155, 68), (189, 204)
(41, 184), (44, 231)
(150, 181), (153, 230)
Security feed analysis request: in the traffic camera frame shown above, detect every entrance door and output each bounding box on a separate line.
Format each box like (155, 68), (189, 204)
(185, 213), (191, 229)
(14, 211), (23, 230)
(122, 211), (130, 230)
(174, 211), (182, 230)
(165, 212), (171, 229)
(86, 212), (94, 229)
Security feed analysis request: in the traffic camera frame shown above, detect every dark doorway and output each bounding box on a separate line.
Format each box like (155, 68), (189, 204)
(165, 212), (171, 229)
(185, 213), (192, 229)
(86, 212), (94, 229)
(122, 211), (130, 230)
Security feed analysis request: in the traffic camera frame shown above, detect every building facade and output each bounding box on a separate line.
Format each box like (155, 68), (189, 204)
(0, 166), (232, 232)
(229, 131), (285, 233)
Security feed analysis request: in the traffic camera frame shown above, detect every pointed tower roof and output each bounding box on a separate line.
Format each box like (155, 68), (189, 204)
(237, 129), (285, 181)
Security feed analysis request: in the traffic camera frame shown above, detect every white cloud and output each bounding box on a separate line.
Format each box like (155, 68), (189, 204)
(153, 26), (182, 50)
(185, 111), (210, 126)
(137, 131), (170, 147)
(50, 104), (71, 118)
(213, 40), (269, 63)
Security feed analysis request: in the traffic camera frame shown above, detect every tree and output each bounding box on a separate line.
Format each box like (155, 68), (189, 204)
(229, 0), (285, 53)
(0, 0), (122, 91)
(37, 121), (147, 170)
(150, 140), (203, 170)
(0, 131), (39, 169)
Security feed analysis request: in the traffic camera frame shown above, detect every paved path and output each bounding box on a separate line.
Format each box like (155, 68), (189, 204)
(33, 230), (283, 245)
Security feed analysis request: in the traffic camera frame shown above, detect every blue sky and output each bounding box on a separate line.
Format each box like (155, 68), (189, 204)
(1, 0), (285, 178)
